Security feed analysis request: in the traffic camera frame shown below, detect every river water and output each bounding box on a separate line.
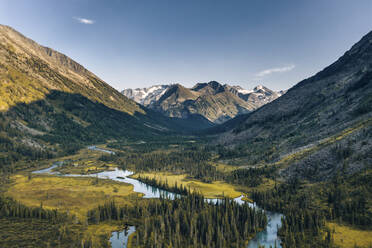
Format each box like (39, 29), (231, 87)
(110, 226), (136, 248)
(33, 146), (283, 248)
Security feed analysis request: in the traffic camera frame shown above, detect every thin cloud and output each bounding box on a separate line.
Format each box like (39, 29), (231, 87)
(74, 17), (95, 25)
(256, 64), (295, 77)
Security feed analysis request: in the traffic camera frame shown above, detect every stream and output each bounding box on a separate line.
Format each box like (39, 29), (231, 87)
(33, 146), (283, 248)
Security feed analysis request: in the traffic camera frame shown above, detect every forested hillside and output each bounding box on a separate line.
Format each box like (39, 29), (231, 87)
(0, 25), (183, 172)
(214, 30), (372, 181)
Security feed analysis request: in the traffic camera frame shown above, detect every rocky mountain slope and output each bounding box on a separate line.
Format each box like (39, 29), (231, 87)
(214, 30), (372, 181)
(0, 25), (142, 115)
(0, 25), (179, 167)
(123, 82), (284, 124)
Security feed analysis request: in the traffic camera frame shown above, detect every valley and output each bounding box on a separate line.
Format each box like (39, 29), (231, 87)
(6, 143), (283, 248)
(1, 9), (372, 248)
(2, 136), (371, 247)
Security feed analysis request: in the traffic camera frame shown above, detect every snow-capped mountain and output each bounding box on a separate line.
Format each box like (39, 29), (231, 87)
(228, 85), (286, 107)
(122, 82), (285, 124)
(122, 85), (170, 106)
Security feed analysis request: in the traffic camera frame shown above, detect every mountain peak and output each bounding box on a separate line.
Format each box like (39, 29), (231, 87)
(207, 80), (223, 88)
(0, 25), (143, 114)
(122, 82), (284, 124)
(191, 81), (225, 94)
(158, 84), (198, 103)
(122, 85), (169, 105)
(254, 85), (264, 90)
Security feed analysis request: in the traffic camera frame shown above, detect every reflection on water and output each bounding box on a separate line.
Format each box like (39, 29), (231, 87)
(247, 212), (283, 248)
(76, 168), (179, 199)
(33, 157), (283, 248)
(32, 161), (63, 174)
(87, 145), (116, 155)
(110, 226), (136, 248)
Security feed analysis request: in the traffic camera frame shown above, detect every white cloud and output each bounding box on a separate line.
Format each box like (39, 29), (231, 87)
(74, 17), (95, 25)
(256, 64), (295, 77)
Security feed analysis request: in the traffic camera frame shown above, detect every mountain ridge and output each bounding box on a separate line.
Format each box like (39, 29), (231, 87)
(123, 81), (284, 124)
(0, 24), (184, 167)
(212, 30), (372, 181)
(0, 24), (142, 115)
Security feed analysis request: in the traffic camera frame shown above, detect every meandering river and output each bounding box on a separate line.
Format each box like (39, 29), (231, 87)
(33, 146), (283, 248)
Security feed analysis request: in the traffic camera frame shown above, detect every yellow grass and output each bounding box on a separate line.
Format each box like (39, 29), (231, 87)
(127, 231), (135, 248)
(83, 222), (123, 247)
(327, 222), (372, 248)
(0, 64), (49, 111)
(132, 172), (242, 198)
(6, 174), (140, 221)
(210, 162), (238, 173)
(243, 178), (276, 192)
(32, 147), (118, 175)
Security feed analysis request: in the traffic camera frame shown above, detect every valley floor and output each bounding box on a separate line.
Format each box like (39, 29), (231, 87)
(132, 172), (242, 198)
(1, 142), (371, 248)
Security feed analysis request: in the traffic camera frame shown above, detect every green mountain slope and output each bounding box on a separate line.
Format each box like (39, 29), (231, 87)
(0, 25), (180, 170)
(0, 25), (141, 114)
(214, 30), (372, 181)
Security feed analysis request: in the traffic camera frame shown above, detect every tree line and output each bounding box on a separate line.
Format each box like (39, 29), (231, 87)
(112, 148), (274, 187)
(0, 195), (85, 247)
(88, 191), (267, 247)
(136, 175), (189, 195)
(0, 195), (66, 222)
(252, 178), (332, 248)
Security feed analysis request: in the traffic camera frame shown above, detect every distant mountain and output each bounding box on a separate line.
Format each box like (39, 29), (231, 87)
(0, 25), (180, 165)
(122, 85), (169, 106)
(225, 84), (286, 109)
(213, 30), (372, 181)
(123, 82), (284, 124)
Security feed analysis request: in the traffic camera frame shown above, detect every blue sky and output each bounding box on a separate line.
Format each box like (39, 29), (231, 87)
(1, 0), (371, 91)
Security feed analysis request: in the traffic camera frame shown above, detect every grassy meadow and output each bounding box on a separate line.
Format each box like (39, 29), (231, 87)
(6, 174), (141, 221)
(32, 146), (118, 175)
(327, 222), (372, 248)
(132, 172), (243, 198)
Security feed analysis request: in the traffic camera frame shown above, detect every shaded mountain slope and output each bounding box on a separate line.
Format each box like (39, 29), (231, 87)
(0, 25), (183, 170)
(214, 30), (372, 181)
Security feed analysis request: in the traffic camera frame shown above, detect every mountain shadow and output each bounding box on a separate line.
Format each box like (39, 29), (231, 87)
(0, 90), (190, 171)
(211, 30), (372, 181)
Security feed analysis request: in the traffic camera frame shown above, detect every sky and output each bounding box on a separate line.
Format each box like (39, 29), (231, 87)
(1, 0), (372, 91)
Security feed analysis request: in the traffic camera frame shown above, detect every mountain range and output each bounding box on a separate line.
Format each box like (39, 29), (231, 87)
(123, 82), (285, 124)
(1, 24), (371, 183)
